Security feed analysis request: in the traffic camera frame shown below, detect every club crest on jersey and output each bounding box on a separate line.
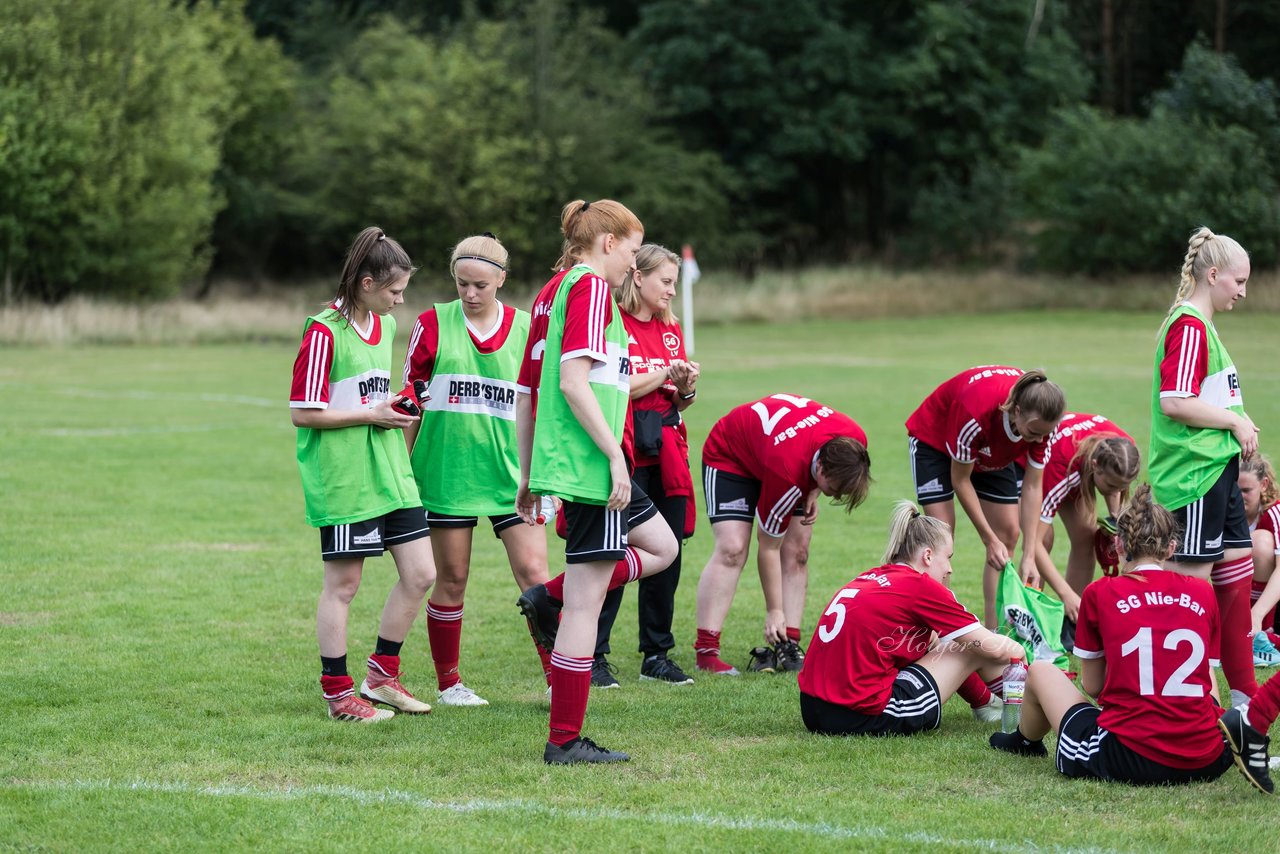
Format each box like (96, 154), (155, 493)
(663, 331), (680, 353)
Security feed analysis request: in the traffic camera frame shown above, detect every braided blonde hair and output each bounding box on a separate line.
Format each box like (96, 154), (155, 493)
(1165, 226), (1248, 320)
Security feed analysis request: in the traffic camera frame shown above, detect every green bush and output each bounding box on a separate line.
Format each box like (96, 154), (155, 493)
(283, 8), (736, 282)
(1017, 106), (1280, 274)
(0, 0), (237, 301)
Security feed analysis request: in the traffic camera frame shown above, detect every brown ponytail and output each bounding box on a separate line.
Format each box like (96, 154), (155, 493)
(332, 227), (415, 324)
(553, 199), (643, 270)
(1000, 369), (1065, 424)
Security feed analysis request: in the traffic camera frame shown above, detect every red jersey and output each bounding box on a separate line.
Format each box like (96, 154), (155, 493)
(403, 302), (519, 385)
(701, 395), (867, 536)
(798, 564), (982, 713)
(1157, 314), (1210, 399)
(905, 366), (1049, 472)
(1038, 413), (1133, 522)
(289, 309), (384, 407)
(516, 268), (633, 460)
(1073, 567), (1223, 769)
(1252, 500), (1280, 553)
(622, 313), (687, 467)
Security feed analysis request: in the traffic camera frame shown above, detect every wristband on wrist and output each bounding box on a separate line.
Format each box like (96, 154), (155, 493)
(679, 390), (697, 400)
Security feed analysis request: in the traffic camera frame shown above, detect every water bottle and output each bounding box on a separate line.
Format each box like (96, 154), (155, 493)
(1001, 657), (1027, 734)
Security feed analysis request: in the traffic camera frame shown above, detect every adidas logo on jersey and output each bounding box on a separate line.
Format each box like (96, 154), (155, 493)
(918, 478), (945, 494)
(718, 498), (750, 512)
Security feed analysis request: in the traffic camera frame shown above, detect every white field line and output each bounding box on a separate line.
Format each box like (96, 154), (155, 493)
(7, 778), (1121, 854)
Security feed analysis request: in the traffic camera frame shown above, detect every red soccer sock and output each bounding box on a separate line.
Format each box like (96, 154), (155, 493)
(1247, 675), (1280, 734)
(548, 652), (593, 746)
(1213, 558), (1258, 698)
(534, 639), (553, 686)
(608, 548), (643, 589)
(786, 626), (801, 644)
(694, 628), (734, 672)
(958, 671), (992, 708)
(984, 674), (1004, 699)
(426, 600), (464, 691)
(544, 575), (565, 604)
(320, 674), (354, 700)
(544, 549), (642, 607)
(367, 653), (400, 678)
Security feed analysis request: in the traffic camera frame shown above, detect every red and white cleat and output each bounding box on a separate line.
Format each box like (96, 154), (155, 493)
(327, 694), (394, 723)
(361, 670), (432, 715)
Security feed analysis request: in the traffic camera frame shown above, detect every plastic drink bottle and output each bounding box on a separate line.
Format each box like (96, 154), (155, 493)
(1001, 657), (1028, 733)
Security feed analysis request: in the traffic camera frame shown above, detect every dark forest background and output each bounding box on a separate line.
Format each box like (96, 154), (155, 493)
(4, 0), (1279, 301)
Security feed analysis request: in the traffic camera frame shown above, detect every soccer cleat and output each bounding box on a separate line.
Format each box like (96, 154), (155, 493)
(696, 657), (740, 676)
(640, 654), (694, 685)
(1253, 632), (1280, 668)
(989, 729), (1048, 757)
(747, 646), (777, 673)
(774, 640), (805, 672)
(1219, 707), (1275, 794)
(360, 670), (432, 714)
(437, 682), (489, 707)
(972, 694), (1004, 724)
(327, 694), (395, 723)
(543, 736), (631, 765)
(517, 584), (561, 651)
(591, 654), (620, 689)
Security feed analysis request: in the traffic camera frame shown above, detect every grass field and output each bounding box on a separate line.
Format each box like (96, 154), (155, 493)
(4, 310), (1280, 852)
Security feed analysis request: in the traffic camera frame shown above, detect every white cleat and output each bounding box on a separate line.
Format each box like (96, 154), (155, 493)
(972, 694), (1004, 724)
(438, 682), (490, 707)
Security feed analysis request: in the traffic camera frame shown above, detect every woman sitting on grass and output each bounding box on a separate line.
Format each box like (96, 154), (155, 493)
(989, 485), (1257, 788)
(798, 500), (1022, 737)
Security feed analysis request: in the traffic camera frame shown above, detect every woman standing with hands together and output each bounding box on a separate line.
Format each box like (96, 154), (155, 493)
(594, 244), (700, 687)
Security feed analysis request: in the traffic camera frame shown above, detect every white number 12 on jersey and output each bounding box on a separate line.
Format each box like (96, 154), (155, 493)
(1118, 626), (1205, 697)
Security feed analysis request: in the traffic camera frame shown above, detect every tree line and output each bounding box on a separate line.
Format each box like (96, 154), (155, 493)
(3, 0), (1279, 302)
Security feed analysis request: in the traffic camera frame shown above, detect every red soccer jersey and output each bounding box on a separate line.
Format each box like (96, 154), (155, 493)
(622, 313), (687, 466)
(905, 366), (1049, 472)
(701, 395), (867, 537)
(1253, 501), (1280, 554)
(1073, 567), (1223, 769)
(403, 302), (519, 385)
(517, 268), (633, 460)
(1039, 413), (1133, 522)
(289, 308), (383, 408)
(799, 564), (982, 713)
(1158, 314), (1210, 399)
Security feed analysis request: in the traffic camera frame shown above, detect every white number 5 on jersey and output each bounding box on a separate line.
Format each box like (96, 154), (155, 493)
(817, 589), (859, 643)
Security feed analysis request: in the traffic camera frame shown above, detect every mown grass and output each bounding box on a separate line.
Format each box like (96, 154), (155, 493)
(3, 312), (1280, 852)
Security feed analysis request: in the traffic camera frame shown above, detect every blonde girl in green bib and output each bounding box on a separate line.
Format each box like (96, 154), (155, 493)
(1150, 226), (1258, 708)
(289, 227), (437, 723)
(403, 233), (551, 706)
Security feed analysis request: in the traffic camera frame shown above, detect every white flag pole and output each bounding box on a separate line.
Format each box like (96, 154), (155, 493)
(680, 244), (701, 357)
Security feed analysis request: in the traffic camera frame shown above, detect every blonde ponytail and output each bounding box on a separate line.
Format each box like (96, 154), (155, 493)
(882, 500), (951, 565)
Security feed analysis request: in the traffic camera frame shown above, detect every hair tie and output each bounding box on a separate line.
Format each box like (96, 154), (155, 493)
(581, 201), (591, 212)
(455, 255), (505, 271)
(482, 231), (497, 239)
(376, 232), (386, 242)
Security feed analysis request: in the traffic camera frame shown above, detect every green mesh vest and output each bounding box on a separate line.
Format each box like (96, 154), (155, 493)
(295, 310), (420, 527)
(411, 301), (529, 515)
(528, 265), (631, 504)
(1149, 303), (1245, 510)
